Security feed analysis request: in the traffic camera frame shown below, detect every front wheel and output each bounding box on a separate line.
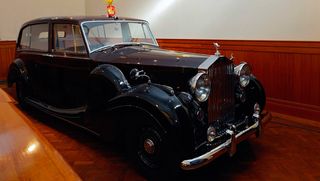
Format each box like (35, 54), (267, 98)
(125, 116), (180, 178)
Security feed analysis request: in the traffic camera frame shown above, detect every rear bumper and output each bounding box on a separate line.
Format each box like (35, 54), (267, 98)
(180, 111), (272, 170)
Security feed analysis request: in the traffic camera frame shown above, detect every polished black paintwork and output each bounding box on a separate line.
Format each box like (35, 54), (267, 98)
(91, 46), (208, 69)
(90, 45), (208, 91)
(7, 17), (267, 167)
(8, 16), (207, 145)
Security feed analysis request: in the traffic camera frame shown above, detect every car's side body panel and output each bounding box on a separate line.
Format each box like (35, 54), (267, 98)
(48, 54), (91, 108)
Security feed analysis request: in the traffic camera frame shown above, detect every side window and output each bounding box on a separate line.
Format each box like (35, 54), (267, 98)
(19, 24), (48, 51)
(20, 26), (31, 49)
(54, 24), (86, 54)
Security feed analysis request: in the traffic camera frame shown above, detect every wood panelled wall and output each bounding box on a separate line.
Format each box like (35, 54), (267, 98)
(1, 40), (319, 121)
(158, 39), (320, 121)
(0, 41), (16, 81)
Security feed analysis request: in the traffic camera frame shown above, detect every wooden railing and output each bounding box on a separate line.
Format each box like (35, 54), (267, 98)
(0, 88), (81, 180)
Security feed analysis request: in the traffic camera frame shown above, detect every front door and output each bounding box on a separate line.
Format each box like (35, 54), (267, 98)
(49, 23), (91, 110)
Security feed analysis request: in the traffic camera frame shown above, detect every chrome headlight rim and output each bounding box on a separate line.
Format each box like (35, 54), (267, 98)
(235, 62), (252, 88)
(189, 72), (211, 102)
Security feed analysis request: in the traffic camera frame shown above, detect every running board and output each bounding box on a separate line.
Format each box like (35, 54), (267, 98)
(25, 98), (100, 136)
(25, 98), (86, 115)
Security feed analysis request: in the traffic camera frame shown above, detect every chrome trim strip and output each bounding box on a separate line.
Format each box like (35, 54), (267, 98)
(198, 55), (219, 70)
(50, 54), (91, 61)
(180, 111), (272, 170)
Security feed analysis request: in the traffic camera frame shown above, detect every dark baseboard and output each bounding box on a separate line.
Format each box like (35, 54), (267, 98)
(267, 98), (320, 122)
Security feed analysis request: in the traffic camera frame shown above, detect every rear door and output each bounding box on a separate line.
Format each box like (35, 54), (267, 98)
(17, 23), (51, 102)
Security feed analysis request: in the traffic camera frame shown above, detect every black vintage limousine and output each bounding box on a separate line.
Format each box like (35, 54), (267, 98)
(7, 16), (271, 174)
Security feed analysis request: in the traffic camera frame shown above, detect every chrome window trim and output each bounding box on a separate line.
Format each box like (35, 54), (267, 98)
(80, 20), (159, 54)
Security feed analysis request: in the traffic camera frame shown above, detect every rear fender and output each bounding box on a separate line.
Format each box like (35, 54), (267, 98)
(7, 59), (28, 87)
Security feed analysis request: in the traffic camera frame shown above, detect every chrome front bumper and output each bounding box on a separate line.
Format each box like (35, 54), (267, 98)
(180, 111), (272, 170)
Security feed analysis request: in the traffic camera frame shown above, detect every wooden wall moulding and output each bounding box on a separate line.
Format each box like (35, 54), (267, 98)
(0, 41), (16, 81)
(158, 39), (320, 122)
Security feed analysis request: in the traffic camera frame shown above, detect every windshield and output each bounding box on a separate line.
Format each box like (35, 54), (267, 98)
(81, 21), (158, 53)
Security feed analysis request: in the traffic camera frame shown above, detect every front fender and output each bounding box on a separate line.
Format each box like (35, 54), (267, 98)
(87, 64), (131, 110)
(107, 83), (195, 154)
(250, 77), (266, 111)
(89, 64), (130, 93)
(108, 84), (186, 127)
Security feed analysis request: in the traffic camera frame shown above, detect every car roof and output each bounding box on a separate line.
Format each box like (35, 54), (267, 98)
(22, 16), (147, 27)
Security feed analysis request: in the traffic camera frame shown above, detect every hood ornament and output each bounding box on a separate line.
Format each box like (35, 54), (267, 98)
(230, 53), (234, 61)
(213, 43), (221, 56)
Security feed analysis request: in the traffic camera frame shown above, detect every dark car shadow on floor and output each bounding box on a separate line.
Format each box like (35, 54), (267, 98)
(3, 87), (260, 181)
(26, 107), (260, 181)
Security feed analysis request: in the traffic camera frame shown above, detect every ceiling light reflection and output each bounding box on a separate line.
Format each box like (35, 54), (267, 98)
(147, 0), (176, 22)
(25, 141), (39, 154)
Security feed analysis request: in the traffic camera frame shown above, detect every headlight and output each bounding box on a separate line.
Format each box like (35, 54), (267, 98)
(207, 126), (217, 142)
(234, 62), (251, 87)
(189, 72), (211, 102)
(240, 75), (250, 87)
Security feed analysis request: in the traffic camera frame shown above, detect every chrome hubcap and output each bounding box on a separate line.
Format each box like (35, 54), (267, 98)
(143, 138), (155, 154)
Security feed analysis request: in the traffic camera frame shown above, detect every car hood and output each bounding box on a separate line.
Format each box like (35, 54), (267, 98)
(90, 45), (210, 69)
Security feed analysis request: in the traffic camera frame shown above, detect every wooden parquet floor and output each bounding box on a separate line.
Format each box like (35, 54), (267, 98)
(3, 87), (320, 181)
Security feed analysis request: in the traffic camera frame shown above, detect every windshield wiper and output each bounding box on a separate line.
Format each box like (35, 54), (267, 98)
(114, 42), (142, 48)
(91, 45), (114, 53)
(91, 43), (144, 54)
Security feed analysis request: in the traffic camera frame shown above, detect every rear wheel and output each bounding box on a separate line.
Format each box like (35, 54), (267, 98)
(16, 79), (27, 108)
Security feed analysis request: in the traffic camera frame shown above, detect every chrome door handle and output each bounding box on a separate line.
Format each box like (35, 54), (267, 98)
(43, 54), (53, 58)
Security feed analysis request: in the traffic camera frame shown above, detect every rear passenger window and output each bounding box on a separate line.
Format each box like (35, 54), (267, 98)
(54, 24), (86, 54)
(20, 26), (31, 49)
(19, 24), (49, 51)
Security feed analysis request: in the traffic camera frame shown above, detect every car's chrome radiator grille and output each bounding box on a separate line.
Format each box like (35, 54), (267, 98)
(208, 59), (235, 124)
